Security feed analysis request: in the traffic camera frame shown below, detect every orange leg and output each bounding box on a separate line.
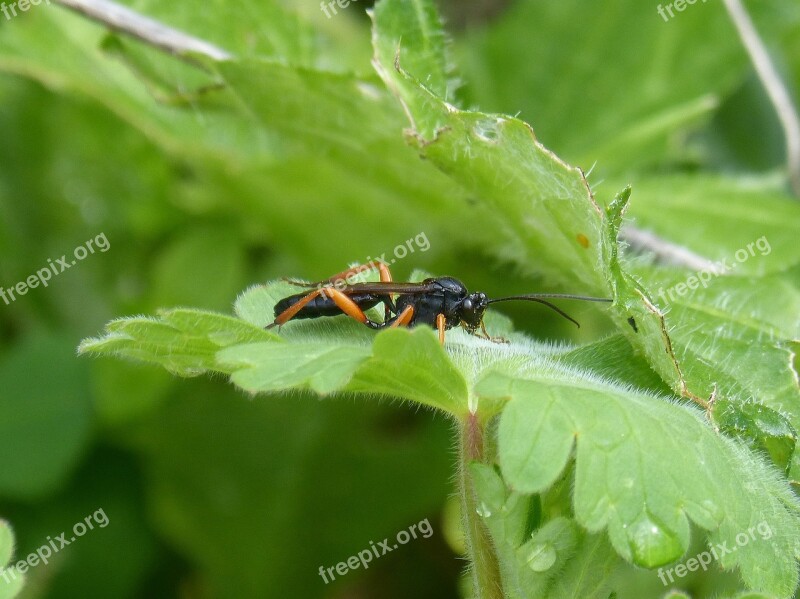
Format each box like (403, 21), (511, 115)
(285, 260), (392, 288)
(326, 261), (393, 321)
(322, 261), (394, 320)
(372, 261), (394, 320)
(284, 260), (394, 321)
(436, 313), (446, 345)
(269, 288), (323, 328)
(269, 287), (370, 328)
(389, 305), (414, 328)
(479, 320), (508, 344)
(326, 288), (370, 324)
(326, 260), (392, 286)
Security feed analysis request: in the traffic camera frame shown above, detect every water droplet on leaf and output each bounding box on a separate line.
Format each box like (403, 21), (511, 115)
(526, 542), (557, 572)
(165, 364), (205, 377)
(473, 119), (501, 143)
(625, 512), (683, 568)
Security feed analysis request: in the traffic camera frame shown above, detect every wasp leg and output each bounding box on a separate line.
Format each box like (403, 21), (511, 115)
(329, 260), (393, 286)
(378, 264), (395, 322)
(328, 261), (394, 321)
(479, 320), (509, 344)
(389, 304), (414, 328)
(436, 313), (447, 345)
(284, 260), (394, 321)
(284, 260), (393, 288)
(268, 288), (324, 328)
(324, 288), (385, 327)
(267, 287), (382, 330)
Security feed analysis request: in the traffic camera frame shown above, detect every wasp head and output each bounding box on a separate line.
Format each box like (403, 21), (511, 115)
(459, 292), (489, 332)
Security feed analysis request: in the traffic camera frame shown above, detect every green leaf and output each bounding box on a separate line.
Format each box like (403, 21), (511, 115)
(79, 275), (800, 593)
(612, 201), (799, 473)
(79, 242), (800, 597)
(558, 333), (672, 395)
(78, 308), (280, 377)
(471, 464), (575, 599)
(0, 0), (482, 277)
(0, 522), (12, 567)
(371, 0), (800, 462)
(712, 398), (797, 474)
(111, 0), (323, 65)
(83, 279), (470, 415)
(455, 0), (800, 173)
(5, 0), (798, 441)
(471, 464), (622, 599)
(218, 343), (372, 395)
(621, 175), (800, 275)
(636, 268), (800, 436)
(371, 0), (452, 136)
(372, 1), (707, 416)
(345, 327), (468, 414)
(514, 518), (579, 587)
(547, 532), (620, 599)
(478, 370), (800, 596)
(619, 176), (800, 441)
(230, 281), (469, 414)
(374, 26), (609, 291)
(0, 520), (24, 599)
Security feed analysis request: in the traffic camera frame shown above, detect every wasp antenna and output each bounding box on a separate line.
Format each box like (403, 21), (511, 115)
(486, 294), (613, 328)
(487, 293), (612, 304)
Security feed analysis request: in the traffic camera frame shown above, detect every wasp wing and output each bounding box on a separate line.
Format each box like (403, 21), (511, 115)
(336, 281), (437, 295)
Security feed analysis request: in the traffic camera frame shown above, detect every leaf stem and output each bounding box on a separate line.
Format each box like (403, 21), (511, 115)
(723, 0), (800, 197)
(53, 0), (233, 63)
(459, 412), (503, 599)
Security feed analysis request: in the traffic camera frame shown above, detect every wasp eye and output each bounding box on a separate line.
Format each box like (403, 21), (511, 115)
(462, 299), (473, 312)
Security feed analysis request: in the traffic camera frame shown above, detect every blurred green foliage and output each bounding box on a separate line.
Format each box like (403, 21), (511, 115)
(0, 0), (798, 597)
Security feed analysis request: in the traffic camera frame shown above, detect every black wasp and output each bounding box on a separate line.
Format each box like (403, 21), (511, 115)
(268, 261), (611, 344)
